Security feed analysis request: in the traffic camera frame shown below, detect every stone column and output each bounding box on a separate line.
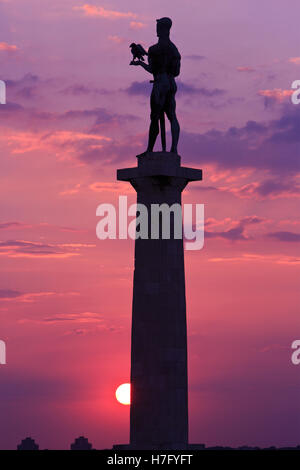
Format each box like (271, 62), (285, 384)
(116, 152), (202, 450)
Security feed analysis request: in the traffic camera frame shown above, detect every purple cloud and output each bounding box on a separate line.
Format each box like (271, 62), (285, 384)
(124, 80), (226, 97)
(267, 231), (300, 242)
(205, 216), (264, 241)
(185, 55), (206, 61)
(181, 106), (300, 173)
(0, 289), (22, 299)
(0, 222), (24, 230)
(60, 84), (112, 96)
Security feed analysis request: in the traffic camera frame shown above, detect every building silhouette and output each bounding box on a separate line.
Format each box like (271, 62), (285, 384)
(70, 436), (93, 450)
(17, 437), (39, 450)
(13, 436), (300, 450)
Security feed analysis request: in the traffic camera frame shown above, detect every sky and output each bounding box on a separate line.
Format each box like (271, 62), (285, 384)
(0, 0), (300, 450)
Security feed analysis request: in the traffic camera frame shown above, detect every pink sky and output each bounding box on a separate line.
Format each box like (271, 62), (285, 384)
(0, 0), (299, 449)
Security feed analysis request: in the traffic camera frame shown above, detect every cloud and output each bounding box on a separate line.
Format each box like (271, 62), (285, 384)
(0, 290), (79, 302)
(0, 240), (94, 259)
(19, 311), (120, 335)
(289, 57), (300, 65)
(269, 108), (300, 143)
(0, 289), (22, 299)
(125, 80), (154, 96)
(6, 73), (39, 89)
(0, 100), (137, 131)
(124, 81), (151, 96)
(258, 88), (293, 107)
(124, 80), (226, 97)
(267, 231), (300, 242)
(209, 253), (300, 265)
(0, 42), (18, 52)
(227, 178), (300, 200)
(177, 81), (226, 97)
(185, 55), (206, 61)
(73, 4), (137, 20)
(41, 312), (103, 324)
(0, 124), (140, 169)
(130, 21), (146, 30)
(89, 181), (133, 194)
(0, 222), (28, 230)
(0, 221), (87, 234)
(237, 66), (255, 73)
(5, 74), (60, 101)
(0, 373), (79, 403)
(2, 84), (298, 177)
(59, 84), (111, 96)
(180, 106), (300, 174)
(73, 105), (300, 172)
(62, 107), (134, 124)
(205, 216), (264, 241)
(78, 132), (144, 165)
(108, 35), (126, 44)
(0, 129), (112, 157)
(259, 344), (288, 353)
(59, 183), (81, 196)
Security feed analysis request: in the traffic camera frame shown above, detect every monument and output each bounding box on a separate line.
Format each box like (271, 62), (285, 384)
(114, 18), (203, 450)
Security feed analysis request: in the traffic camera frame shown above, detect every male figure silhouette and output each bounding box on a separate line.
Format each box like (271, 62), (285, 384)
(130, 17), (181, 154)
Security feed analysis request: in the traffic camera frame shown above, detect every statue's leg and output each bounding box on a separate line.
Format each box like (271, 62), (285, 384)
(160, 112), (166, 152)
(165, 92), (180, 154)
(146, 87), (161, 152)
(147, 117), (159, 152)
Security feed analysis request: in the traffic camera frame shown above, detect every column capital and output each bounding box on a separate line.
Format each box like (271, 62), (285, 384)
(117, 151), (202, 184)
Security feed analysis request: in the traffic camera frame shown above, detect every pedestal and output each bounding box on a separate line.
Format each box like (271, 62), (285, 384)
(114, 152), (202, 450)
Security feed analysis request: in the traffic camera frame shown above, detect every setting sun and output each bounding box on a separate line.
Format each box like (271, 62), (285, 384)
(115, 383), (131, 405)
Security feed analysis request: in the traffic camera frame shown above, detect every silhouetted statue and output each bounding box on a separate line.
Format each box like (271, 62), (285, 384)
(130, 17), (181, 155)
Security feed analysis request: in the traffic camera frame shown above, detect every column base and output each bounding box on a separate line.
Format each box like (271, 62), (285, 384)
(113, 443), (205, 450)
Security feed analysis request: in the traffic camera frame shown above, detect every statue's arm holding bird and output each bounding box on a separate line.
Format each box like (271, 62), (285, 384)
(130, 43), (152, 74)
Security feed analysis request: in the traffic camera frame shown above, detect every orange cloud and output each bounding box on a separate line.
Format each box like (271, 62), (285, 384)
(289, 57), (300, 65)
(89, 181), (133, 194)
(73, 4), (137, 20)
(59, 184), (81, 196)
(0, 291), (79, 303)
(18, 312), (121, 335)
(0, 42), (18, 52)
(209, 253), (300, 265)
(42, 312), (104, 324)
(237, 66), (255, 73)
(0, 249), (79, 259)
(108, 35), (126, 44)
(0, 130), (111, 158)
(0, 239), (95, 259)
(258, 88), (293, 102)
(130, 21), (146, 30)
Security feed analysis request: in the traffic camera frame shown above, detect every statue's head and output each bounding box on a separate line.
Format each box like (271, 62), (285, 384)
(156, 17), (172, 38)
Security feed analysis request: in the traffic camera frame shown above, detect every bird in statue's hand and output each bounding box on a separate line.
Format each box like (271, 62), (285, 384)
(130, 43), (148, 65)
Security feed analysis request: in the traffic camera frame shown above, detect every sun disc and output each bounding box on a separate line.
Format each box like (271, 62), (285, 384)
(116, 383), (131, 405)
